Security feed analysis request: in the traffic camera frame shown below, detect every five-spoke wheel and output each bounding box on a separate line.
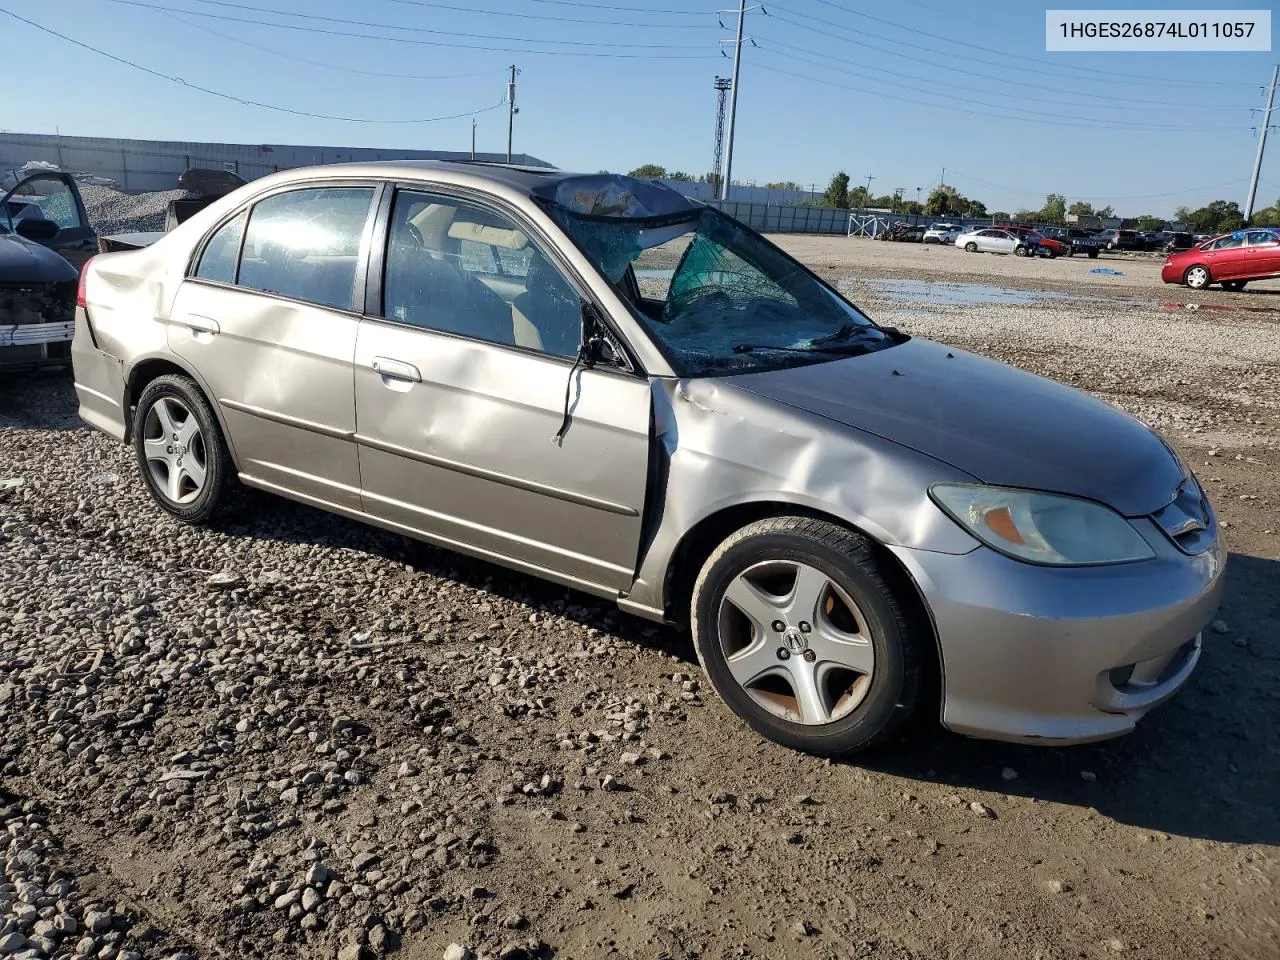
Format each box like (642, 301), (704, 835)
(133, 374), (232, 523)
(692, 516), (922, 755)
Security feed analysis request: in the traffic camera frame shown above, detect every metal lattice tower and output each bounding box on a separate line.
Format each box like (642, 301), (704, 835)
(712, 77), (732, 191)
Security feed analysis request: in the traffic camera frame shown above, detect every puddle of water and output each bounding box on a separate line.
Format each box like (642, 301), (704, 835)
(856, 278), (1086, 307)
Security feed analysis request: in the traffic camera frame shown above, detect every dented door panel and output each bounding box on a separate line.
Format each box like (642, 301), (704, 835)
(354, 320), (651, 592)
(622, 377), (983, 618)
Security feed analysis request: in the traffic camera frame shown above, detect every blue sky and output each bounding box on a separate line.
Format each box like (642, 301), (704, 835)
(3, 0), (1278, 216)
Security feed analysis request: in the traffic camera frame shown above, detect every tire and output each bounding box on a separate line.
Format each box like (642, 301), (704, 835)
(1183, 264), (1211, 290)
(1088, 249), (1099, 259)
(690, 517), (922, 756)
(1014, 245), (1028, 257)
(132, 373), (233, 524)
(1222, 279), (1247, 291)
(964, 242), (977, 253)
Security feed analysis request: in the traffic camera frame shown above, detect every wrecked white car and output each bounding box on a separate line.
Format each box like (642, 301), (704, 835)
(0, 171), (96, 369)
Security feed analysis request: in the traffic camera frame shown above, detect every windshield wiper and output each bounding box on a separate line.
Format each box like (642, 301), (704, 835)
(731, 341), (872, 356)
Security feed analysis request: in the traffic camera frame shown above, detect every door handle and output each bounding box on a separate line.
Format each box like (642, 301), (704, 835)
(183, 315), (220, 335)
(371, 357), (422, 383)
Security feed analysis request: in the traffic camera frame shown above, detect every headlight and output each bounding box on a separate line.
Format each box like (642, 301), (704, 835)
(931, 484), (1154, 566)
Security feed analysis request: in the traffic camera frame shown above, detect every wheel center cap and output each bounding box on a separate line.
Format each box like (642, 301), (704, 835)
(782, 627), (807, 654)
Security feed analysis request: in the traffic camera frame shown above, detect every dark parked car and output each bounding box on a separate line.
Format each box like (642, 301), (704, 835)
(1095, 229), (1146, 252)
(0, 171), (96, 368)
(1158, 232), (1196, 253)
(1038, 227), (1101, 258)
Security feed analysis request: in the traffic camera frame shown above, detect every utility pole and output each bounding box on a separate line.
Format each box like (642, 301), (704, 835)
(940, 167), (946, 187)
(863, 174), (876, 196)
(471, 119), (477, 161)
(711, 77), (732, 195)
(718, 1), (762, 201)
(506, 64), (518, 164)
(1246, 64), (1278, 220)
(916, 186), (922, 208)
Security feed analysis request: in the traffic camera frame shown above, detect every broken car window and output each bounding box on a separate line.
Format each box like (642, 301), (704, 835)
(550, 205), (896, 376)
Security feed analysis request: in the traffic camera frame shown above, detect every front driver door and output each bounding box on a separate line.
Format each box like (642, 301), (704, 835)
(353, 186), (652, 593)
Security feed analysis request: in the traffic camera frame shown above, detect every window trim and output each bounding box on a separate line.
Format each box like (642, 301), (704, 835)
(365, 181), (642, 375)
(185, 178), (385, 316)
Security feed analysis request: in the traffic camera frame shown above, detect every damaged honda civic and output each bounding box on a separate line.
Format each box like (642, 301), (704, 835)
(72, 163), (1224, 754)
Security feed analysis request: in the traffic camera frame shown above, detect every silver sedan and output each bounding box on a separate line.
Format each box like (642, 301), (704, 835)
(72, 163), (1224, 755)
(956, 227), (1036, 256)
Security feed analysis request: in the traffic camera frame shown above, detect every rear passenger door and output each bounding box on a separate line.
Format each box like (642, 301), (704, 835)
(352, 186), (652, 592)
(169, 183), (379, 510)
(1245, 230), (1280, 276)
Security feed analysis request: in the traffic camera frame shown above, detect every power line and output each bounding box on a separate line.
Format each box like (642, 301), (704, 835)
(96, 0), (713, 59)
(0, 7), (509, 122)
(755, 35), (1248, 110)
(751, 61), (1243, 131)
(793, 0), (1253, 87)
(156, 10), (510, 81)
(114, 0), (706, 49)
(523, 0), (707, 13)
(374, 0), (717, 29)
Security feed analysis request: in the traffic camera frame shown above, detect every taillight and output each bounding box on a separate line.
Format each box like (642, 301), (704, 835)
(76, 256), (94, 308)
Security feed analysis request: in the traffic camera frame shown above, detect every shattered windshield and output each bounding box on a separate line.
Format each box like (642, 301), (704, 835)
(550, 204), (898, 376)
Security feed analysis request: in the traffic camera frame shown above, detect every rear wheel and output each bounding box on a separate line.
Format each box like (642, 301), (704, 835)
(1183, 265), (1211, 290)
(133, 374), (233, 523)
(1222, 279), (1248, 292)
(964, 241), (978, 253)
(690, 517), (922, 756)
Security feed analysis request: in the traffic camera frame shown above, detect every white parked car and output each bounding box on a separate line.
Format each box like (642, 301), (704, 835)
(955, 228), (1037, 257)
(922, 222), (962, 244)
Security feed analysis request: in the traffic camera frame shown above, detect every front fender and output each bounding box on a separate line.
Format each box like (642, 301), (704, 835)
(624, 377), (980, 617)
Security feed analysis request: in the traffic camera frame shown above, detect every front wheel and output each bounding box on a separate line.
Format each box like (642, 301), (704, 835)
(1222, 279), (1248, 291)
(1184, 265), (1211, 290)
(1087, 249), (1099, 258)
(690, 517), (922, 755)
(964, 242), (978, 253)
(1014, 245), (1029, 257)
(133, 374), (234, 523)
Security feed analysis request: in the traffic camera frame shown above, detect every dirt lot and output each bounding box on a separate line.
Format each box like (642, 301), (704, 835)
(1, 238), (1277, 960)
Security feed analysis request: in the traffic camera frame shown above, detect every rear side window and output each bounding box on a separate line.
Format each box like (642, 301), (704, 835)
(237, 187), (375, 311)
(195, 211), (246, 284)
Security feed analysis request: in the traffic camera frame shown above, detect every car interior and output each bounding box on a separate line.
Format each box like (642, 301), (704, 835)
(385, 197), (582, 358)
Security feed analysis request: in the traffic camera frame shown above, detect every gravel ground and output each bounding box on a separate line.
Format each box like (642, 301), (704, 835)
(78, 185), (190, 235)
(1, 238), (1277, 960)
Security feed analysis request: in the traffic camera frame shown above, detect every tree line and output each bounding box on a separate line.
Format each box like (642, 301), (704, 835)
(623, 164), (1280, 233)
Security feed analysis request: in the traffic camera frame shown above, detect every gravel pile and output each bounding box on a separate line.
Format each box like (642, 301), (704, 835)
(78, 185), (189, 235)
(0, 239), (1277, 959)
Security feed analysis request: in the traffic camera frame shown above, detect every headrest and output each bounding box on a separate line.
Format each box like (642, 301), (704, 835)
(447, 221), (529, 250)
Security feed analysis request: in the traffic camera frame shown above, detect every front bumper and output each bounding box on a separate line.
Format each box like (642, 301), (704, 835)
(891, 518), (1225, 744)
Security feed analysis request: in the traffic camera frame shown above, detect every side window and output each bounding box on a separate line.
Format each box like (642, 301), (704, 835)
(381, 190), (582, 359)
(1246, 230), (1277, 246)
(237, 187), (374, 311)
(195, 211), (246, 284)
(1212, 235), (1244, 250)
(6, 175), (83, 231)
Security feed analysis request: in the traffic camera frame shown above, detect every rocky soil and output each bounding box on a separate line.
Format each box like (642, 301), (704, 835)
(1, 239), (1277, 960)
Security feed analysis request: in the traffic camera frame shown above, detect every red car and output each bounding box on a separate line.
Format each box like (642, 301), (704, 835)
(995, 225), (1068, 258)
(1162, 228), (1280, 290)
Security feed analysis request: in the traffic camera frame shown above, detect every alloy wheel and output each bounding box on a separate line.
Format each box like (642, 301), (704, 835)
(1185, 266), (1209, 289)
(716, 560), (875, 725)
(142, 396), (207, 504)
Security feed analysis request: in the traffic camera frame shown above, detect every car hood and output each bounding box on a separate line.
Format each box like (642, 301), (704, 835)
(732, 337), (1183, 517)
(0, 233), (78, 284)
